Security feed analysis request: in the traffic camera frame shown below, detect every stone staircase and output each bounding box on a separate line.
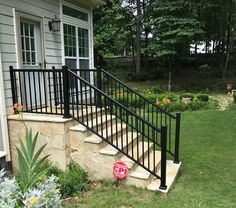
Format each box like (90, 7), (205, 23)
(68, 107), (181, 193)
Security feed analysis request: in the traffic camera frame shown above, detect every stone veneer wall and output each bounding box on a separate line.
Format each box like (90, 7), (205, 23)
(8, 113), (76, 171)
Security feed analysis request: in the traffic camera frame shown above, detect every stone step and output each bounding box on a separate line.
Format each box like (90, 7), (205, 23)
(147, 161), (181, 193)
(84, 114), (116, 130)
(119, 141), (153, 170)
(128, 151), (161, 180)
(70, 106), (105, 119)
(99, 132), (140, 156)
(84, 123), (127, 145)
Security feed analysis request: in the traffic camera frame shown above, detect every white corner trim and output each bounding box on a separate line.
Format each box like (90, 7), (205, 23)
(13, 8), (20, 69)
(0, 51), (11, 161)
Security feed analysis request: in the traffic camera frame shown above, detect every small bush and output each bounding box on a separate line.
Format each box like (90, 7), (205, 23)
(233, 93), (236, 103)
(59, 162), (89, 197)
(145, 93), (158, 103)
(196, 93), (209, 102)
(188, 100), (206, 111)
(157, 93), (178, 102)
(180, 92), (195, 101)
(46, 162), (64, 177)
(115, 92), (144, 108)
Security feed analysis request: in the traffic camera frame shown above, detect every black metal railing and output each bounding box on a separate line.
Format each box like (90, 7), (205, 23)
(68, 67), (181, 163)
(10, 65), (181, 190)
(10, 66), (64, 115)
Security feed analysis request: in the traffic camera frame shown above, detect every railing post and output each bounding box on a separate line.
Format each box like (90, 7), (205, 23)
(9, 66), (17, 105)
(174, 112), (181, 164)
(52, 66), (58, 105)
(96, 66), (102, 107)
(159, 125), (167, 190)
(62, 65), (71, 118)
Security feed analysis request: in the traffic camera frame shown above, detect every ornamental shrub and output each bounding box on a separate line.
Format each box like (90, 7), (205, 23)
(59, 162), (89, 197)
(195, 93), (209, 102)
(156, 93), (178, 103)
(145, 93), (158, 103)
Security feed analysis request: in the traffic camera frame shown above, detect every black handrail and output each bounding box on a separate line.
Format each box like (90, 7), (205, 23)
(101, 69), (176, 119)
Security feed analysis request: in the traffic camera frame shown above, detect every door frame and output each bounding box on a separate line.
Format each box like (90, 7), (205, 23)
(14, 11), (46, 109)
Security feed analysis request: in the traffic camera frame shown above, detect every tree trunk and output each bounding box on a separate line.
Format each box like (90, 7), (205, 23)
(223, 1), (233, 79)
(136, 0), (141, 73)
(168, 59), (172, 91)
(223, 16), (233, 78)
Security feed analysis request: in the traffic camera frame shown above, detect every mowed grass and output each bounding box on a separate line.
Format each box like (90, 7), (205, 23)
(64, 107), (236, 208)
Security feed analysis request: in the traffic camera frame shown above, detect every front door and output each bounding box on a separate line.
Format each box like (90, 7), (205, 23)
(18, 15), (45, 110)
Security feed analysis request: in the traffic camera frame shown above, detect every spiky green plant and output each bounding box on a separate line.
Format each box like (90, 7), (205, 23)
(17, 128), (50, 193)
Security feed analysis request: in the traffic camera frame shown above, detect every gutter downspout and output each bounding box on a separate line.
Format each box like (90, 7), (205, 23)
(0, 51), (11, 162)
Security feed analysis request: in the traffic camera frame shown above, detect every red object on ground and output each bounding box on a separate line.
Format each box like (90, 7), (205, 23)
(113, 161), (129, 179)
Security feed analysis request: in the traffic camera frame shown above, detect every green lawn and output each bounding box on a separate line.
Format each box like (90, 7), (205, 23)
(64, 106), (236, 208)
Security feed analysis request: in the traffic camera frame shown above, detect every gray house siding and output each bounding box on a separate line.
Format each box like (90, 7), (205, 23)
(0, 0), (62, 108)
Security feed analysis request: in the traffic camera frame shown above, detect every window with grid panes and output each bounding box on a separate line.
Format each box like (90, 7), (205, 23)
(20, 21), (36, 65)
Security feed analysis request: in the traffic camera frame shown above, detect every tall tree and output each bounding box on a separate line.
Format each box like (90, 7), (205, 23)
(146, 0), (203, 90)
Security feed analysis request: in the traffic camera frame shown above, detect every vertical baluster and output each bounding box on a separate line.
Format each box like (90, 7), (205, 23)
(147, 124), (150, 169)
(95, 91), (99, 134)
(19, 72), (23, 106)
(131, 114), (134, 158)
(48, 72), (53, 113)
(104, 96), (108, 139)
(142, 122), (145, 165)
(115, 102), (118, 147)
(84, 81), (89, 126)
(75, 75), (79, 118)
(37, 71), (43, 113)
(23, 71), (28, 111)
(80, 80), (84, 123)
(33, 71), (37, 112)
(169, 117), (172, 153)
(110, 99), (113, 144)
(120, 108), (124, 151)
(126, 110), (128, 154)
(27, 71), (33, 112)
(152, 129), (156, 172)
(58, 72), (63, 115)
(89, 84), (93, 130)
(52, 66), (58, 113)
(43, 71), (48, 113)
(70, 74), (75, 117)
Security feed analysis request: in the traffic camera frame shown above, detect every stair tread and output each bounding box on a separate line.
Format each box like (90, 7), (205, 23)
(84, 114), (116, 128)
(84, 123), (127, 144)
(99, 132), (139, 156)
(129, 151), (161, 180)
(69, 124), (87, 132)
(119, 141), (153, 169)
(72, 106), (104, 117)
(147, 160), (181, 193)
